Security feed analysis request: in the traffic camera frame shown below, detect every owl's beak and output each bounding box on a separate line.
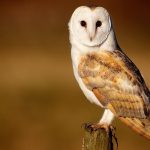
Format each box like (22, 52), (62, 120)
(90, 36), (93, 41)
(89, 33), (96, 42)
(88, 22), (96, 42)
(89, 29), (96, 42)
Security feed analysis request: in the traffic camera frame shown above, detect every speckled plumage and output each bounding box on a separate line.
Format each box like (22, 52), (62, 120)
(78, 49), (150, 139)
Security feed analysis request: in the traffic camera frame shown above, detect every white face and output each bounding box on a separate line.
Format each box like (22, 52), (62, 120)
(69, 6), (111, 47)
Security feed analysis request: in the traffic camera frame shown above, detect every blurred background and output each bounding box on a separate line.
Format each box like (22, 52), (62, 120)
(0, 0), (150, 150)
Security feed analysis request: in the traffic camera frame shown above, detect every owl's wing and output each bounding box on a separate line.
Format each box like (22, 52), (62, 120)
(78, 49), (150, 140)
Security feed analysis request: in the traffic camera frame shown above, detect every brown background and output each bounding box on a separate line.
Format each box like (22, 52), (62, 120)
(0, 0), (150, 150)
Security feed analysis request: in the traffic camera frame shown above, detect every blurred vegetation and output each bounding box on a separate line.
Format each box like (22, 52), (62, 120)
(0, 0), (150, 150)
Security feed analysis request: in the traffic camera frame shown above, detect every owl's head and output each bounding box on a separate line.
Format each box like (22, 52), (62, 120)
(68, 6), (112, 47)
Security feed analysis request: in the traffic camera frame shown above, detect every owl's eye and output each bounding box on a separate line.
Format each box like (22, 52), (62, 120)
(96, 20), (102, 28)
(80, 20), (87, 27)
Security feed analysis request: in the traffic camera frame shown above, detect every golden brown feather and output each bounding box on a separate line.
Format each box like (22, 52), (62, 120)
(78, 49), (150, 140)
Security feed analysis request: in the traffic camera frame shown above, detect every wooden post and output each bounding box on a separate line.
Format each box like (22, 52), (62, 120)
(82, 123), (117, 150)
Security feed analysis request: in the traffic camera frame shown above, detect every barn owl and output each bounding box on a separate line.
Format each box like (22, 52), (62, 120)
(68, 6), (150, 140)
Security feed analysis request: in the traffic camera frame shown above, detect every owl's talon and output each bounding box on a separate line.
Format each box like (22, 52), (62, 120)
(84, 123), (114, 133)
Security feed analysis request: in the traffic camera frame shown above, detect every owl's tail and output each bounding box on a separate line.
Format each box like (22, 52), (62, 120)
(119, 117), (150, 140)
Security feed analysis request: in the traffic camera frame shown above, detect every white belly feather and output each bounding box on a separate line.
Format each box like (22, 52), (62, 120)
(71, 48), (104, 107)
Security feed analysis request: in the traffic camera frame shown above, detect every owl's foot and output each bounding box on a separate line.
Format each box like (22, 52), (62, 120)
(83, 122), (115, 133)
